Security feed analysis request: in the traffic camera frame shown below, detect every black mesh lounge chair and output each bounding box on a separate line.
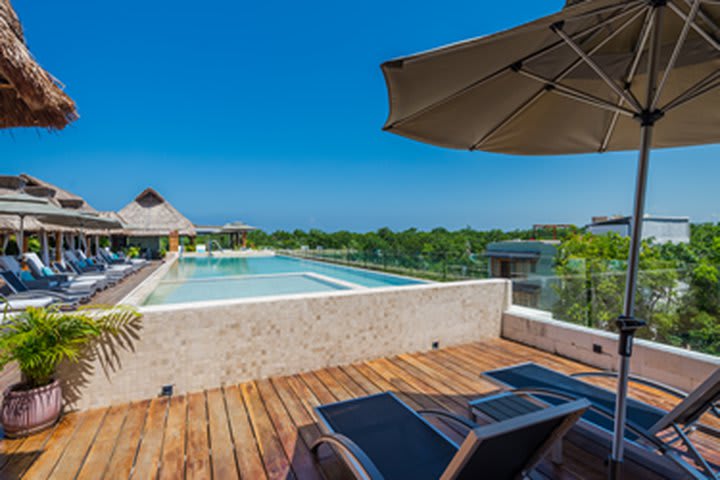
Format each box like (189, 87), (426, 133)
(482, 362), (720, 479)
(311, 391), (589, 480)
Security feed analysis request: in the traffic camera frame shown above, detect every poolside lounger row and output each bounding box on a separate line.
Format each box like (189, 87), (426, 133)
(0, 248), (148, 311)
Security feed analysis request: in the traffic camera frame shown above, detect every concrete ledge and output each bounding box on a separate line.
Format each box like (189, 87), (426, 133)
(503, 306), (720, 392)
(60, 279), (510, 409)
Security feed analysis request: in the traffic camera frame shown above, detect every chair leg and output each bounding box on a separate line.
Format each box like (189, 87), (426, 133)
(550, 441), (563, 465)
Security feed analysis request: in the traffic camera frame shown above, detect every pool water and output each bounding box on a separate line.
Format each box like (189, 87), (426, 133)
(143, 255), (424, 306)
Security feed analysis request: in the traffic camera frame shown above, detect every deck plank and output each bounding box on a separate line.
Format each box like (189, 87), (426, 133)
(103, 400), (150, 479)
(157, 395), (187, 480)
(185, 391), (211, 480)
(223, 384), (267, 480)
(48, 408), (107, 479)
(0, 424), (57, 478)
(206, 388), (239, 480)
(274, 376), (350, 479)
(130, 397), (168, 479)
(256, 379), (322, 480)
(20, 412), (83, 479)
(76, 404), (130, 480)
(241, 381), (296, 480)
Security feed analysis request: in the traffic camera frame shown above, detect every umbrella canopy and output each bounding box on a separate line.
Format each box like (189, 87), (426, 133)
(0, 193), (82, 254)
(381, 1), (720, 477)
(382, 0), (720, 155)
(0, 193), (81, 222)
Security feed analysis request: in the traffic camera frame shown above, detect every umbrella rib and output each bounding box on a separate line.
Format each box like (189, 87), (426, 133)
(653, 0), (702, 109)
(552, 24), (643, 112)
(471, 6), (648, 150)
(683, 0), (720, 36)
(600, 7), (656, 152)
(666, 0), (720, 51)
(384, 3), (643, 130)
(515, 68), (639, 117)
(662, 68), (720, 111)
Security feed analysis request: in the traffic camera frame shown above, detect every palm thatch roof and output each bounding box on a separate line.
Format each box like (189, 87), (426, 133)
(118, 188), (196, 237)
(0, 0), (77, 129)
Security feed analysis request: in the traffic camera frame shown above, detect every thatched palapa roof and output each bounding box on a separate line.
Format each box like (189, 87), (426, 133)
(0, 0), (77, 129)
(118, 188), (196, 237)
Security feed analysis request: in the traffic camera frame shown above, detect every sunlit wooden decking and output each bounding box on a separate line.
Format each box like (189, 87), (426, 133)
(0, 339), (717, 479)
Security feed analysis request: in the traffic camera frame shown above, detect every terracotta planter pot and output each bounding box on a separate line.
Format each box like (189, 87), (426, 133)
(1, 380), (62, 438)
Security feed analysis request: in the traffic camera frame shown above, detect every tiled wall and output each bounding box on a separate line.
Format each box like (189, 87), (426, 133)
(59, 279), (510, 410)
(503, 306), (720, 392)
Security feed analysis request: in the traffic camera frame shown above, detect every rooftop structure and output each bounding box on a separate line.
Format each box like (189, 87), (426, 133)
(587, 215), (690, 244)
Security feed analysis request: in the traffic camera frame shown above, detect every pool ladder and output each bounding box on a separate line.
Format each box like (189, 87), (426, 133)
(207, 240), (224, 256)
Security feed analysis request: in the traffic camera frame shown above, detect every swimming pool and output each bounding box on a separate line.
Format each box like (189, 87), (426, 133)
(142, 255), (425, 305)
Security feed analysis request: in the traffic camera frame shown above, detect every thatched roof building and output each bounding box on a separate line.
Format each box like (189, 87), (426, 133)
(0, 0), (77, 129)
(118, 188), (196, 237)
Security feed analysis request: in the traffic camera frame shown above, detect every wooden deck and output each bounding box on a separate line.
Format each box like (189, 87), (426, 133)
(0, 339), (717, 479)
(87, 260), (162, 306)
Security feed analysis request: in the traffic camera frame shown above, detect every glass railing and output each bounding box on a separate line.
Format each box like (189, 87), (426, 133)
(509, 263), (720, 357)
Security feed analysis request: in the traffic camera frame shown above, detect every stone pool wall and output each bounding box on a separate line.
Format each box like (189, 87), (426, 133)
(60, 279), (510, 409)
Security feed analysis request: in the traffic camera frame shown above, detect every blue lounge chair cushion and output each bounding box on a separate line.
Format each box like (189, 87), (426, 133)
(78, 259), (87, 268)
(20, 270), (35, 282)
(86, 258), (95, 266)
(42, 267), (55, 277)
(111, 253), (119, 260)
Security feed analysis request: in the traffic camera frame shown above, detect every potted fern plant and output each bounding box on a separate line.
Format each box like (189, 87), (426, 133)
(0, 305), (141, 437)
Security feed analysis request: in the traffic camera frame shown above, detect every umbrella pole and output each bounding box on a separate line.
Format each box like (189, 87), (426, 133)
(610, 4), (663, 478)
(17, 215), (24, 257)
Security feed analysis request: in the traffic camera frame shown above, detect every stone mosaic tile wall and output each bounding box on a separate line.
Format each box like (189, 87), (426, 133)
(60, 279), (510, 410)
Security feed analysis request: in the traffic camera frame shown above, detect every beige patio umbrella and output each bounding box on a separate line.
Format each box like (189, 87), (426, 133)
(381, 0), (720, 477)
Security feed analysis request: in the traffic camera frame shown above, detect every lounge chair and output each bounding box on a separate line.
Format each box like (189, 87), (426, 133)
(0, 271), (87, 306)
(64, 251), (125, 281)
(23, 253), (103, 293)
(311, 391), (589, 480)
(0, 287), (55, 311)
(52, 260), (116, 288)
(100, 247), (147, 270)
(482, 362), (720, 479)
(77, 249), (135, 277)
(0, 276), (79, 310)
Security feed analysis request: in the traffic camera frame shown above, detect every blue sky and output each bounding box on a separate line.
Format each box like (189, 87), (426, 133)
(4, 0), (719, 231)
